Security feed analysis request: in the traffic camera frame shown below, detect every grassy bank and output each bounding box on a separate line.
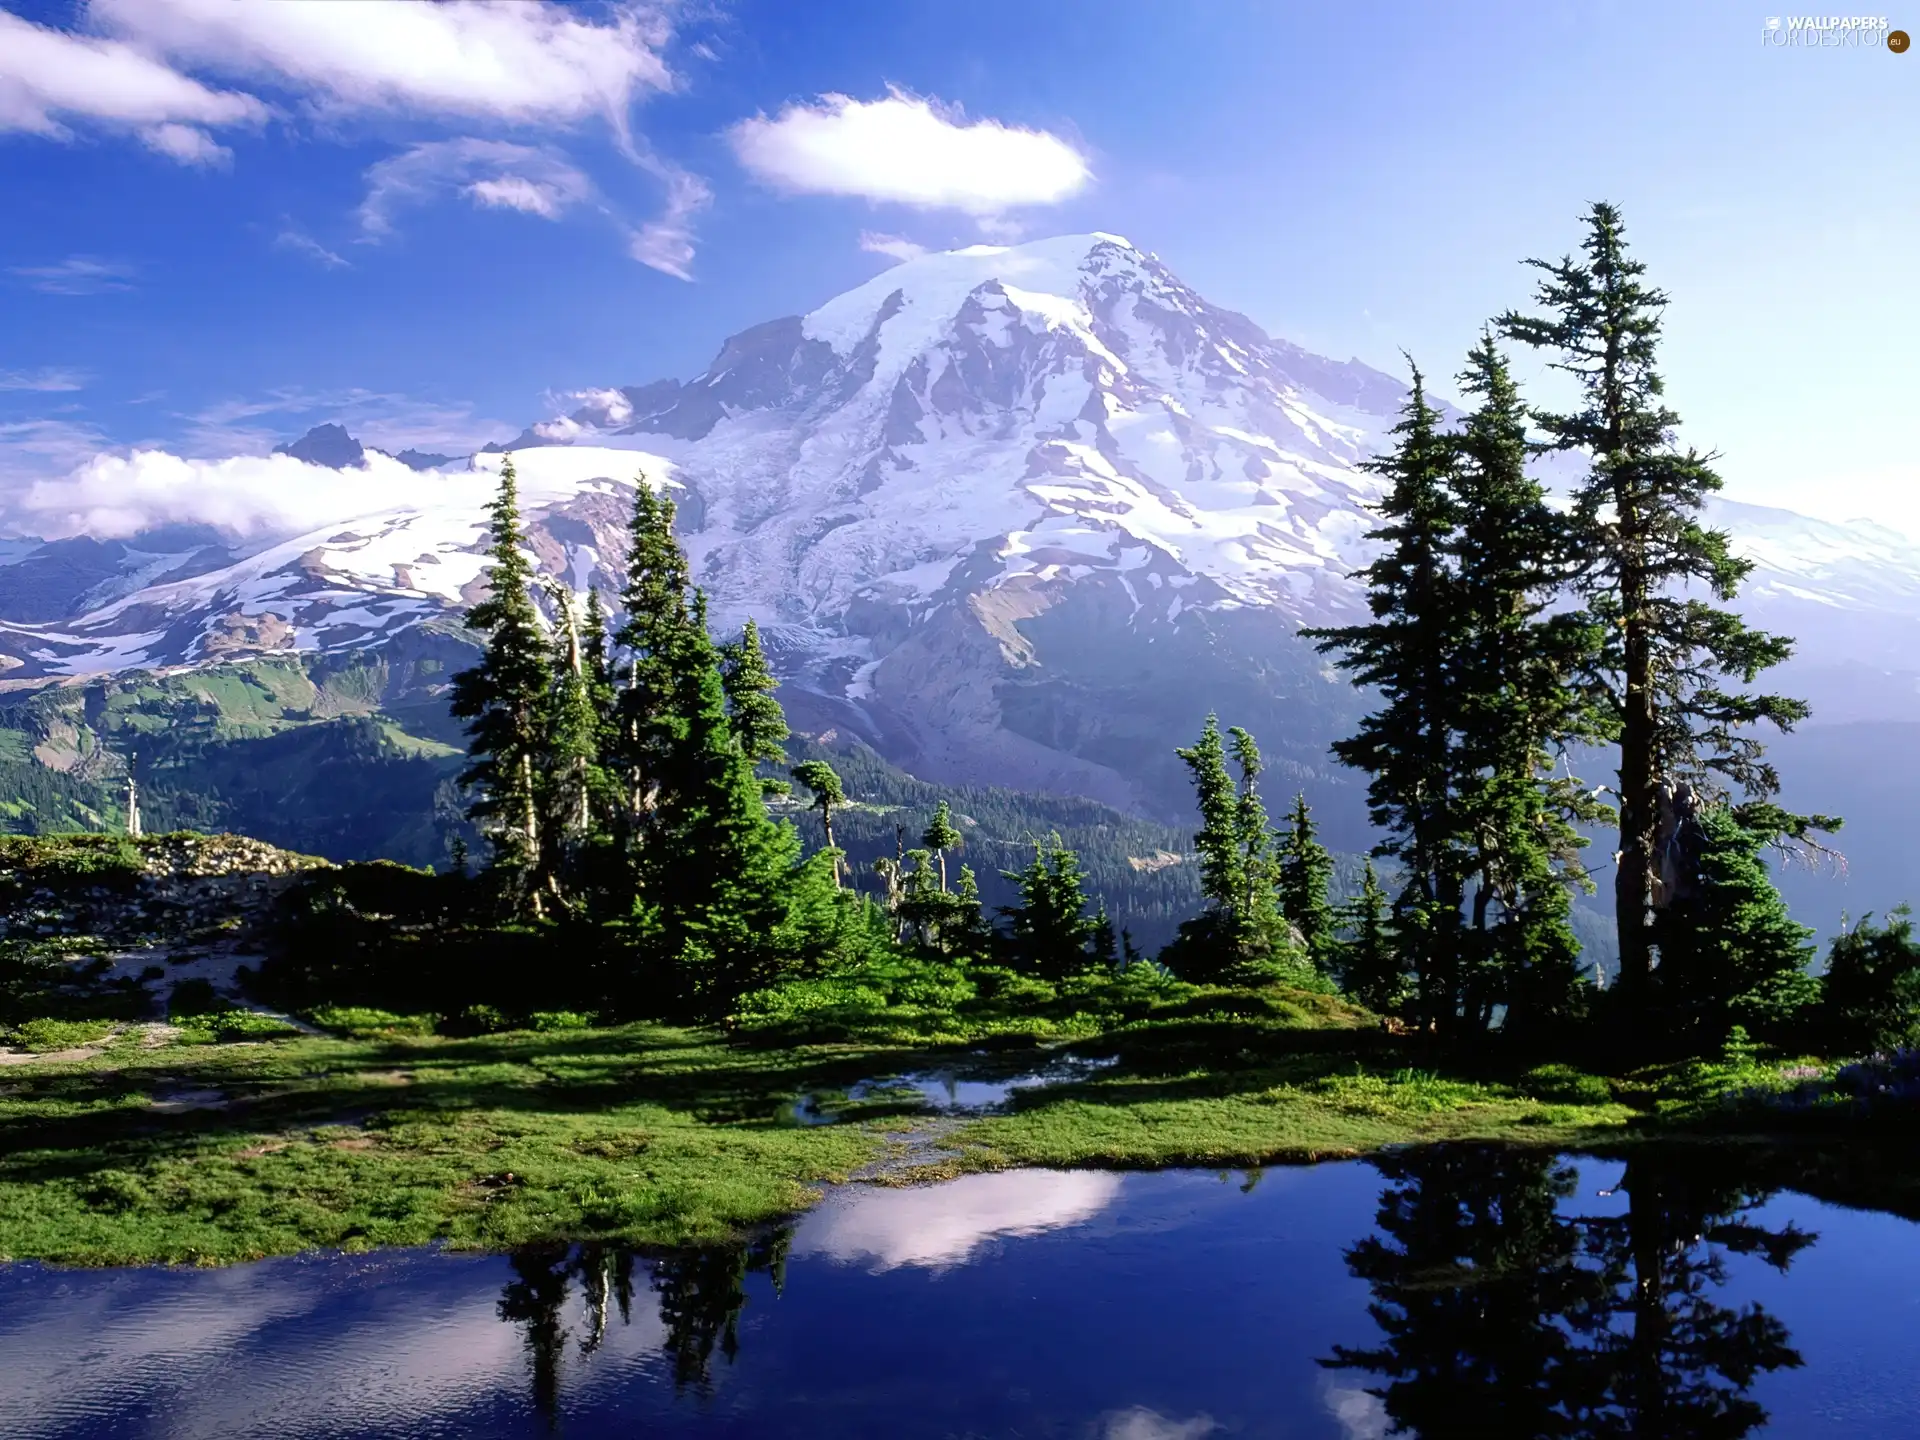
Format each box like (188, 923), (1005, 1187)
(0, 981), (1774, 1267)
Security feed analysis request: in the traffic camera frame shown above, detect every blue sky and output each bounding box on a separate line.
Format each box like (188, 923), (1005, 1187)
(3, 0), (1915, 529)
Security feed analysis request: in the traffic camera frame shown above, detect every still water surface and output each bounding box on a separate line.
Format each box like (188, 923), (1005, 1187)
(4, 1148), (1919, 1438)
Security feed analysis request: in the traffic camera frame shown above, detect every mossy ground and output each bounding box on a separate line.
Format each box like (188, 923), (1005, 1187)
(0, 982), (1678, 1267)
(3, 965), (1909, 1267)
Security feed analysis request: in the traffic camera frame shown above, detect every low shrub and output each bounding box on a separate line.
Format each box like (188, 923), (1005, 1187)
(529, 1011), (597, 1032)
(306, 1005), (439, 1038)
(174, 1010), (301, 1044)
(1821, 908), (1920, 1056)
(5, 1017), (116, 1052)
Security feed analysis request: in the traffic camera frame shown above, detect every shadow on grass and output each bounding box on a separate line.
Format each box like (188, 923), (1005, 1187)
(0, 1024), (939, 1189)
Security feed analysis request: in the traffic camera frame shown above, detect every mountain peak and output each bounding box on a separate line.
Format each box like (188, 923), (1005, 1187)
(270, 425), (456, 472)
(273, 423), (365, 469)
(801, 232), (1151, 358)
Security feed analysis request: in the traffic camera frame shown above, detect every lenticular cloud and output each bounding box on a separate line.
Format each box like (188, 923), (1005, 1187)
(729, 89), (1090, 216)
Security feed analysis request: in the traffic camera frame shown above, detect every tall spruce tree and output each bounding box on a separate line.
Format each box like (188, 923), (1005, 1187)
(639, 603), (803, 1005)
(720, 620), (789, 796)
(612, 478), (695, 847)
(1277, 792), (1338, 970)
(944, 865), (994, 964)
(1305, 368), (1471, 1031)
(1496, 202), (1827, 996)
(449, 458), (553, 902)
(1172, 716), (1293, 976)
(1179, 714), (1247, 931)
(1446, 334), (1607, 1030)
(998, 834), (1101, 980)
(1227, 727), (1283, 937)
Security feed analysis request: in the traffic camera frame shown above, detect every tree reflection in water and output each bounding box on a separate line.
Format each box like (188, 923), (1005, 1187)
(496, 1229), (792, 1423)
(1324, 1146), (1813, 1439)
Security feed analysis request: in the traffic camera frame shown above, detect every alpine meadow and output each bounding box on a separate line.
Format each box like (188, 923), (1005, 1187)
(3, 13), (1919, 1420)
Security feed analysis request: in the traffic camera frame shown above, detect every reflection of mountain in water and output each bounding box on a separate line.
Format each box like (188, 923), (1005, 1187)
(1324, 1146), (1813, 1439)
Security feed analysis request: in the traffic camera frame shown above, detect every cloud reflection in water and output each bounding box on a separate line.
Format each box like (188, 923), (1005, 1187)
(794, 1168), (1126, 1271)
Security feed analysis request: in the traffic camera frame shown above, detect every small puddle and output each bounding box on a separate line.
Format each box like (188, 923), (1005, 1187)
(149, 1087), (230, 1114)
(785, 1053), (1117, 1126)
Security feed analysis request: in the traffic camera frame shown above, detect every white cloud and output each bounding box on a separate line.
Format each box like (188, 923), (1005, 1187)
(571, 388), (635, 425)
(465, 176), (562, 219)
(14, 448), (458, 539)
(1102, 1408), (1220, 1440)
(0, 388), (513, 537)
(89, 0), (673, 128)
(357, 139), (594, 237)
(729, 88), (1091, 216)
(4, 2), (708, 276)
(793, 1170), (1123, 1271)
(531, 416), (589, 443)
(0, 369), (89, 393)
(358, 138), (706, 278)
(7, 256), (136, 295)
(626, 160), (711, 280)
(0, 8), (266, 155)
(140, 121), (230, 166)
(860, 231), (927, 263)
(273, 228), (349, 269)
(1323, 1385), (1391, 1440)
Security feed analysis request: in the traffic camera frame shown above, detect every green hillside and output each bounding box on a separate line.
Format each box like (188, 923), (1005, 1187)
(0, 650), (1621, 960)
(0, 652), (1235, 949)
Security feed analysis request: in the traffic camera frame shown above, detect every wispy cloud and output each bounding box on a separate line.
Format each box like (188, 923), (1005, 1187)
(4, 2), (710, 274)
(140, 120), (232, 167)
(1101, 1410), (1219, 1440)
(174, 387), (507, 458)
(273, 227), (349, 269)
(9, 256), (137, 296)
(626, 159), (712, 280)
(0, 369), (89, 393)
(859, 231), (927, 263)
(0, 417), (117, 491)
(357, 138), (595, 238)
(730, 88), (1091, 218)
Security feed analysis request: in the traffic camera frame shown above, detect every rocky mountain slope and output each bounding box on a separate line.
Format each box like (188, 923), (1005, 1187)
(2, 233), (1916, 841)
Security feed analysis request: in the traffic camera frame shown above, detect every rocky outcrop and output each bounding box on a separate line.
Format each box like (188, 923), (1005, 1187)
(0, 832), (332, 948)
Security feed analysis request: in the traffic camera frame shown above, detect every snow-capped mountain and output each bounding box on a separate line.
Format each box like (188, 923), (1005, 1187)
(3, 232), (1917, 822)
